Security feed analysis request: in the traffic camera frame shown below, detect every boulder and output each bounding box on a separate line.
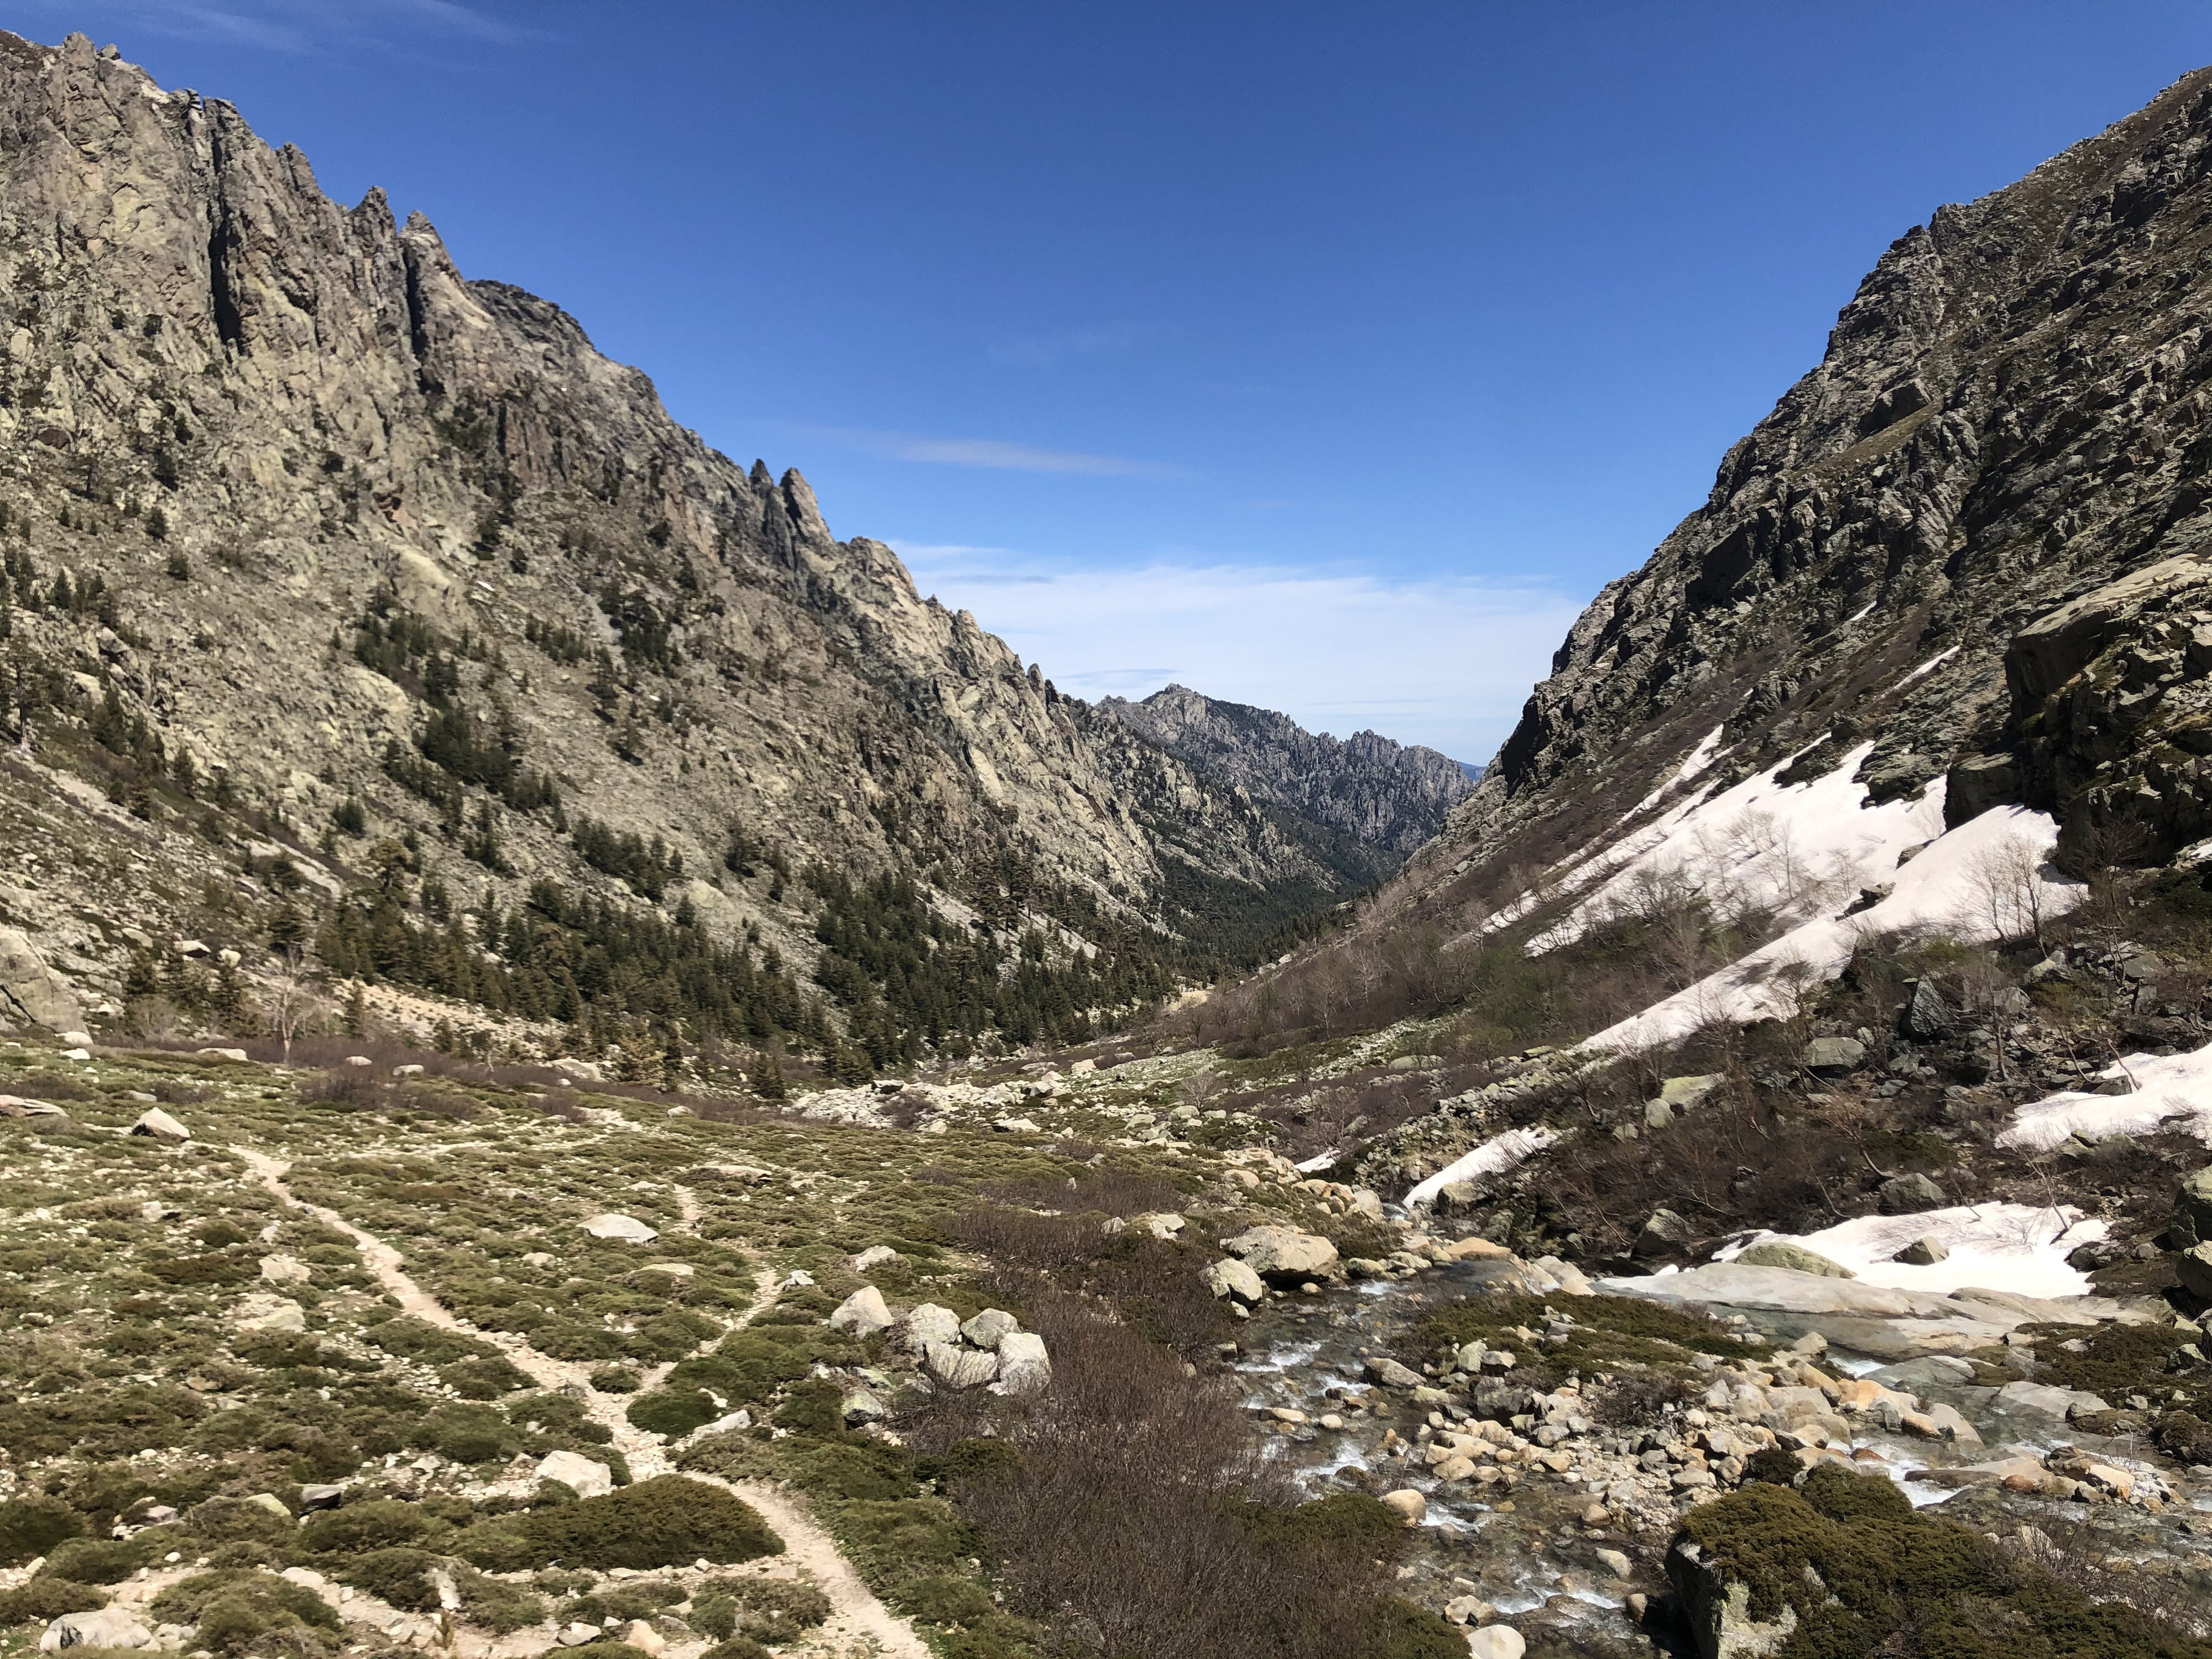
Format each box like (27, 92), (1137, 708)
(243, 1492), (290, 1519)
(618, 1620), (665, 1656)
(828, 1285), (895, 1339)
(2177, 1241), (2212, 1300)
(2174, 1167), (2212, 1248)
(903, 1303), (962, 1352)
(299, 1484), (345, 1511)
(1803, 1036), (1866, 1073)
(1378, 1488), (1426, 1525)
(0, 927), (82, 1031)
(1877, 1174), (1947, 1215)
(1220, 1225), (1340, 1282)
(998, 1331), (1052, 1393)
(924, 1340), (999, 1390)
(40, 1608), (152, 1652)
(1893, 1236), (1949, 1266)
(232, 1295), (305, 1333)
(582, 1213), (659, 1243)
(1658, 1074), (1724, 1109)
(849, 1244), (902, 1272)
(536, 1449), (613, 1498)
(961, 1308), (1020, 1350)
(1634, 1209), (1692, 1256)
(1203, 1257), (1266, 1303)
(258, 1255), (311, 1285)
(842, 1388), (886, 1426)
(129, 1108), (189, 1142)
(1995, 1380), (2109, 1420)
(196, 1046), (249, 1063)
(1466, 1629), (1526, 1659)
(1903, 979), (1954, 1040)
(1365, 1357), (1424, 1389)
(1734, 1242), (1854, 1278)
(1667, 1536), (1798, 1659)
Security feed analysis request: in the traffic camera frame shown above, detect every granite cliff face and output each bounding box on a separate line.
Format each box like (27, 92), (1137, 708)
(0, 32), (1385, 1033)
(1417, 64), (2212, 897)
(1099, 684), (1474, 858)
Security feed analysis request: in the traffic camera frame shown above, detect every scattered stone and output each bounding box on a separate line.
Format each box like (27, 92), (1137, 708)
(992, 1116), (1042, 1134)
(195, 1046), (249, 1063)
(258, 1254), (311, 1284)
(536, 1449), (613, 1498)
(1635, 1208), (1692, 1255)
(1594, 1547), (1633, 1580)
(243, 1493), (290, 1518)
(1803, 1036), (1866, 1073)
(1365, 1357), (1424, 1389)
(961, 1308), (1020, 1349)
(1735, 1241), (1854, 1277)
(1379, 1488), (1426, 1525)
(1202, 1256), (1266, 1303)
(828, 1285), (895, 1339)
(1877, 1173), (1948, 1215)
(1220, 1224), (1340, 1281)
(1893, 1235), (1949, 1266)
(299, 1484), (345, 1510)
(40, 1609), (152, 1652)
(842, 1388), (886, 1426)
(557, 1623), (599, 1646)
(232, 1295), (306, 1333)
(998, 1331), (1052, 1393)
(129, 1107), (189, 1141)
(583, 1213), (659, 1243)
(849, 1244), (902, 1272)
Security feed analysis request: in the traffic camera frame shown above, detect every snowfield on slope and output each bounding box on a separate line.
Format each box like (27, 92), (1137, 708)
(1997, 1039), (2212, 1152)
(1714, 1202), (2106, 1300)
(1569, 745), (2078, 1052)
(1404, 1125), (1560, 1209)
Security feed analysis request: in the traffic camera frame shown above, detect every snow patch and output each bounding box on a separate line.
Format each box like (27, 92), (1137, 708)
(1404, 1125), (1559, 1209)
(1293, 1150), (1342, 1173)
(1626, 723), (1731, 820)
(1585, 800), (2078, 1052)
(1714, 1202), (2104, 1299)
(1997, 1039), (2212, 1152)
(1897, 645), (1959, 687)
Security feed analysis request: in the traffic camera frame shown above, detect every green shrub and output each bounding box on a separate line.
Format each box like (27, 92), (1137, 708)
(545, 1644), (655, 1659)
(366, 1318), (491, 1366)
(625, 1389), (720, 1438)
(419, 1403), (519, 1465)
(1360, 1596), (1466, 1659)
(562, 1582), (683, 1624)
(697, 1639), (771, 1659)
(455, 1477), (780, 1571)
(150, 1571), (340, 1655)
(0, 1578), (107, 1624)
(333, 1547), (440, 1611)
(897, 1574), (996, 1625)
(184, 1496), (296, 1546)
(38, 1536), (153, 1584)
(299, 1499), (434, 1554)
(441, 1356), (534, 1399)
(0, 1494), (86, 1563)
(638, 1311), (721, 1360)
(587, 1366), (642, 1394)
(687, 1593), (738, 1639)
(732, 1579), (830, 1642)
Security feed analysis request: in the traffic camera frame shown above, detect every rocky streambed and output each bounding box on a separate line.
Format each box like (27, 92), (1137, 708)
(1219, 1230), (2212, 1652)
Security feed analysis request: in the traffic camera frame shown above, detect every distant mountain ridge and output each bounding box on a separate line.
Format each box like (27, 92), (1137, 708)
(1098, 684), (1475, 857)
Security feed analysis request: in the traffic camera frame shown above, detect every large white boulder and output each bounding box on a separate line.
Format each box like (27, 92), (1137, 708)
(997, 1331), (1051, 1394)
(1202, 1257), (1266, 1304)
(130, 1108), (189, 1142)
(583, 1213), (659, 1244)
(535, 1449), (613, 1498)
(959, 1308), (1019, 1349)
(41, 1609), (152, 1652)
(1220, 1225), (1339, 1282)
(924, 1341), (1000, 1390)
(902, 1303), (961, 1352)
(829, 1285), (895, 1339)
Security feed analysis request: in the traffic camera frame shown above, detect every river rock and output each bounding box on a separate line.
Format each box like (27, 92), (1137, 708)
(1365, 1356), (1423, 1389)
(925, 1340), (999, 1390)
(1995, 1380), (2110, 1420)
(1465, 1628), (1525, 1659)
(1734, 1241), (1854, 1277)
(1202, 1256), (1266, 1303)
(961, 1308), (1020, 1349)
(997, 1331), (1051, 1393)
(582, 1213), (658, 1243)
(1635, 1208), (1691, 1255)
(0, 927), (82, 1031)
(536, 1449), (613, 1497)
(1893, 1235), (1949, 1265)
(1877, 1173), (1947, 1214)
(40, 1608), (152, 1651)
(1220, 1225), (1339, 1282)
(2174, 1242), (2212, 1300)
(129, 1108), (189, 1142)
(2175, 1167), (2212, 1248)
(1379, 1488), (1426, 1525)
(829, 1285), (895, 1339)
(1803, 1036), (1866, 1073)
(904, 1303), (962, 1351)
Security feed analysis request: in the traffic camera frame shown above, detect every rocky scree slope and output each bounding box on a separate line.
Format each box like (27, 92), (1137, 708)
(1411, 62), (2212, 914)
(1099, 683), (1475, 861)
(0, 31), (1385, 1042)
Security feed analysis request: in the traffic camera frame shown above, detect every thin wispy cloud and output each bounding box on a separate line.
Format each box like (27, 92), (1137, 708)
(987, 322), (1147, 369)
(30, 0), (536, 55)
(894, 545), (1583, 763)
(806, 427), (1183, 478)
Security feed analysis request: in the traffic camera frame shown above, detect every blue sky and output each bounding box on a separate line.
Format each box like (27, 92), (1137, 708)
(29, 2), (2212, 761)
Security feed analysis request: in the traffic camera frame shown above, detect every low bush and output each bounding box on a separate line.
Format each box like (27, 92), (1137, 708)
(697, 1640), (771, 1659)
(730, 1578), (830, 1642)
(150, 1571), (341, 1655)
(333, 1547), (440, 1610)
(441, 1356), (534, 1399)
(37, 1536), (154, 1584)
(0, 1578), (107, 1624)
(298, 1499), (434, 1554)
(454, 1476), (781, 1571)
(456, 1567), (545, 1633)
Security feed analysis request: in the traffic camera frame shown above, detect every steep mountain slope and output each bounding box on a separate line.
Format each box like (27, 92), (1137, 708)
(1411, 62), (2212, 905)
(0, 31), (1390, 1056)
(1098, 684), (1474, 858)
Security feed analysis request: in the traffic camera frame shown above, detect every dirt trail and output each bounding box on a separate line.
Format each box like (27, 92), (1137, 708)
(239, 1151), (927, 1659)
